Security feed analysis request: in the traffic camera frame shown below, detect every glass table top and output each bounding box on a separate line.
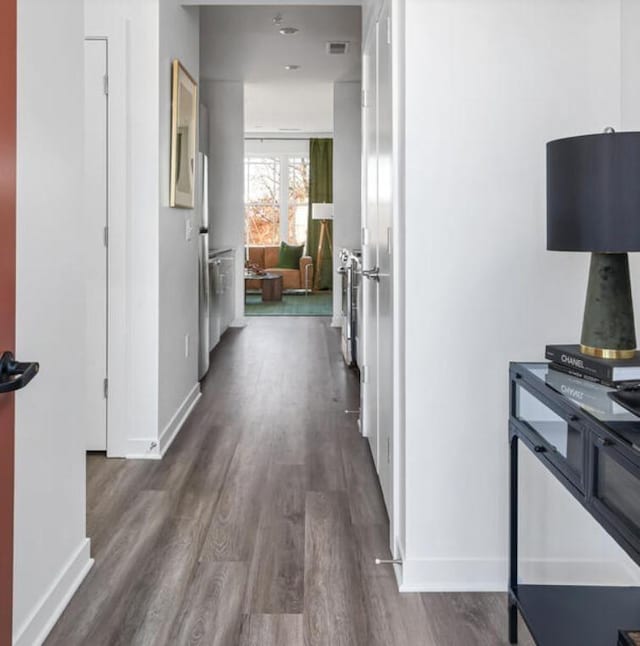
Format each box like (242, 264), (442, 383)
(519, 362), (640, 430)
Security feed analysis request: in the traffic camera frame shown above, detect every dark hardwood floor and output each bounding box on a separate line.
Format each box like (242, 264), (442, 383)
(46, 317), (533, 646)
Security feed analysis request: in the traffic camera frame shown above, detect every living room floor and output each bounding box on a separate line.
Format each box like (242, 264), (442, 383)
(245, 291), (333, 317)
(45, 318), (533, 645)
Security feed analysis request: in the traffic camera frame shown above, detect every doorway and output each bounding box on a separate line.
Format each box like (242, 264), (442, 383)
(242, 139), (328, 317)
(84, 37), (109, 451)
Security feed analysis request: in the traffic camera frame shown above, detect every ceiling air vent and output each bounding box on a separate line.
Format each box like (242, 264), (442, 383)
(326, 41), (349, 55)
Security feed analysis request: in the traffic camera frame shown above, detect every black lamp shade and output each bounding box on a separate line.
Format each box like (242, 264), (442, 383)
(547, 132), (640, 252)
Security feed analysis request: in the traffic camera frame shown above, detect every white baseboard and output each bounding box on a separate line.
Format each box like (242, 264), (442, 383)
(397, 557), (640, 593)
(125, 384), (201, 460)
(14, 539), (93, 646)
(399, 558), (505, 592)
(159, 383), (201, 456)
(230, 317), (247, 328)
(124, 437), (162, 460)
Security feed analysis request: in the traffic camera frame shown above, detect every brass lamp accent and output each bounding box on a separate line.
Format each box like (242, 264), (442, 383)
(311, 203), (333, 291)
(547, 129), (640, 359)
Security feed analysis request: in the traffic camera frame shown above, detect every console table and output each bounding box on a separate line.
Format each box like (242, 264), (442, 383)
(509, 363), (640, 645)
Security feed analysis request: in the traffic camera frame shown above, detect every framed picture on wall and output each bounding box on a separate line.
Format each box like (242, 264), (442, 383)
(170, 59), (198, 208)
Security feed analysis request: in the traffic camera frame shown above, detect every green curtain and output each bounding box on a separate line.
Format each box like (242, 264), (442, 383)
(307, 138), (333, 290)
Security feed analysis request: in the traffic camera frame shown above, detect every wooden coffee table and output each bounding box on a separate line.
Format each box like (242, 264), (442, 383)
(245, 272), (283, 302)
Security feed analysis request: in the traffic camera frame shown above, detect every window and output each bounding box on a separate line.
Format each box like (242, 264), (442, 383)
(245, 157), (280, 246)
(244, 153), (310, 247)
(288, 157), (310, 246)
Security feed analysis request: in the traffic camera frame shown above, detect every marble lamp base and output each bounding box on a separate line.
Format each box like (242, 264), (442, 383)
(580, 252), (636, 359)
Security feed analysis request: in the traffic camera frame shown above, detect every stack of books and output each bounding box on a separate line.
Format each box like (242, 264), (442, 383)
(544, 344), (640, 417)
(545, 344), (640, 388)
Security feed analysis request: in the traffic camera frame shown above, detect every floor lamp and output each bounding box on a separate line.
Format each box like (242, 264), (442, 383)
(312, 203), (334, 291)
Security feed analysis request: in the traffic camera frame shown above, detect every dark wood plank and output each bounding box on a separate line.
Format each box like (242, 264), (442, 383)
(244, 464), (306, 614)
(420, 592), (535, 646)
(303, 490), (368, 646)
(361, 573), (438, 646)
(46, 490), (172, 645)
(168, 561), (247, 646)
(198, 428), (271, 562)
(239, 614), (303, 646)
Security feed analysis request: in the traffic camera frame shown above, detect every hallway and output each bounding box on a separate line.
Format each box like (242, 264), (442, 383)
(46, 318), (530, 646)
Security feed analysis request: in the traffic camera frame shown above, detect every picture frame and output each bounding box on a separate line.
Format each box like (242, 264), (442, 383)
(170, 60), (198, 208)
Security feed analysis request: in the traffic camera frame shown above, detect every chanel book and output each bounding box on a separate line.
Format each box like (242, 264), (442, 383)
(545, 344), (640, 382)
(545, 368), (626, 416)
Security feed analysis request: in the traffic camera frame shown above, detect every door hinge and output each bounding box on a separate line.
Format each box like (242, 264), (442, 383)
(386, 16), (392, 45)
(361, 365), (367, 384)
(103, 74), (109, 96)
(103, 226), (109, 247)
(361, 227), (369, 247)
(103, 378), (108, 399)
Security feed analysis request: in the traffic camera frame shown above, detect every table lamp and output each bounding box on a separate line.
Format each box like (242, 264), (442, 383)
(312, 202), (334, 290)
(547, 129), (640, 359)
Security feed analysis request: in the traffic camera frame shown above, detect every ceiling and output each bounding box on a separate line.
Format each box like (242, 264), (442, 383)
(199, 5), (362, 133)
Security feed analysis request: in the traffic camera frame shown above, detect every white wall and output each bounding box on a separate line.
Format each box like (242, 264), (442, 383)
(158, 1), (201, 444)
(85, 0), (161, 458)
(14, 1), (93, 643)
(201, 80), (245, 325)
(401, 0), (640, 591)
(86, 0), (202, 457)
(333, 81), (362, 323)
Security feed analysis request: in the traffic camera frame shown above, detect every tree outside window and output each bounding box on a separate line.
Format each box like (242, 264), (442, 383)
(245, 157), (280, 245)
(288, 157), (310, 246)
(244, 154), (310, 247)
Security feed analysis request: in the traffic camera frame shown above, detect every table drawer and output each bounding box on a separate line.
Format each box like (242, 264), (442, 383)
(513, 382), (586, 492)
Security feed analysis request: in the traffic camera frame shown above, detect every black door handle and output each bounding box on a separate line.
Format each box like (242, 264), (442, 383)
(0, 352), (39, 394)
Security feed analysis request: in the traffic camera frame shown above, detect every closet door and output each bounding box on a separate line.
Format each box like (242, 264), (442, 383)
(361, 3), (395, 515)
(376, 4), (394, 513)
(361, 20), (380, 471)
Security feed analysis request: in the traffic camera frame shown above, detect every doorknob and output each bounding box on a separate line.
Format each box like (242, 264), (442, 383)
(362, 266), (380, 282)
(0, 351), (39, 394)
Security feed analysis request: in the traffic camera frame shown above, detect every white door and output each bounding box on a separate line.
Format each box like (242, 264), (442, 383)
(376, 6), (394, 512)
(362, 24), (379, 470)
(85, 39), (108, 450)
(361, 7), (394, 514)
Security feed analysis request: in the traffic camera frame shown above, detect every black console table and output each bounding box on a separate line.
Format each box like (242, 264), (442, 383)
(509, 363), (640, 645)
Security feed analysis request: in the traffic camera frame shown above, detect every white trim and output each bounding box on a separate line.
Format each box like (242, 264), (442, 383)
(125, 438), (162, 460)
(391, 0), (406, 573)
(331, 316), (342, 327)
(124, 384), (201, 459)
(230, 317), (248, 328)
(13, 539), (93, 646)
(397, 557), (640, 593)
(95, 20), (129, 459)
(159, 383), (201, 455)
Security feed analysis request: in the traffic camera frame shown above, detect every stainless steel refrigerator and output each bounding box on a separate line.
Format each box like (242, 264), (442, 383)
(196, 153), (210, 380)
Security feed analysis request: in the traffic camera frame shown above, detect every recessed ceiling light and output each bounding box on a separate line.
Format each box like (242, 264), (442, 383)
(284, 65), (300, 71)
(279, 27), (299, 35)
(273, 13), (283, 25)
